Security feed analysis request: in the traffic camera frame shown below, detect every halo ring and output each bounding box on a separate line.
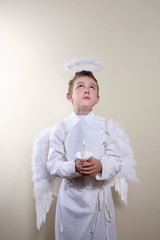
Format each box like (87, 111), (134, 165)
(64, 58), (104, 73)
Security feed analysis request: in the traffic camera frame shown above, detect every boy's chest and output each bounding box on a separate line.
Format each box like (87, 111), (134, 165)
(64, 119), (105, 159)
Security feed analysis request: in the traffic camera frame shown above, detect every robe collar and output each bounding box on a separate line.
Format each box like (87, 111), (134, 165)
(71, 110), (95, 122)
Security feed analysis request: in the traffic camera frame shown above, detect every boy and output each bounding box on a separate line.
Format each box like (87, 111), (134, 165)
(46, 70), (123, 240)
(32, 59), (137, 239)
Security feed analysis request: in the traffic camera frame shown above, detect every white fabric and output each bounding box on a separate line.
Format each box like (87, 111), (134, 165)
(47, 111), (123, 240)
(32, 111), (138, 233)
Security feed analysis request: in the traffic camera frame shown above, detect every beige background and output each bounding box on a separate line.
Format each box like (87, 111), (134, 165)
(0, 0), (160, 239)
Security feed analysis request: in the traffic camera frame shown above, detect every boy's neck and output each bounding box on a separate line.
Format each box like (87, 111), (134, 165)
(73, 108), (93, 116)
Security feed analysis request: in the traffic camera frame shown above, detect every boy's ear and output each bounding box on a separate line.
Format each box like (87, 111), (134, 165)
(66, 93), (73, 102)
(96, 96), (100, 104)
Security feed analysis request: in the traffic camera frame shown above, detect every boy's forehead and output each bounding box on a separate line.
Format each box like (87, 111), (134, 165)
(75, 76), (97, 85)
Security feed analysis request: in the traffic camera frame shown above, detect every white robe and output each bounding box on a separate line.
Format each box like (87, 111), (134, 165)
(47, 111), (123, 240)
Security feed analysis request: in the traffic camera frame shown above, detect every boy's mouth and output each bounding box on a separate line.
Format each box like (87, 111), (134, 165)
(83, 96), (90, 100)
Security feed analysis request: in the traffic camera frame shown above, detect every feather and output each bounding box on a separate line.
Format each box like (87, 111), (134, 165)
(108, 120), (138, 205)
(32, 127), (62, 229)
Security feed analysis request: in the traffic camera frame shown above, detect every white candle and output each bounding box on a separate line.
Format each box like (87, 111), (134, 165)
(81, 140), (86, 159)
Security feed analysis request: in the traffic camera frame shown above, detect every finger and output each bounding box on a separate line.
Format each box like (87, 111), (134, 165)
(82, 162), (95, 168)
(79, 166), (97, 174)
(80, 169), (97, 176)
(80, 165), (96, 171)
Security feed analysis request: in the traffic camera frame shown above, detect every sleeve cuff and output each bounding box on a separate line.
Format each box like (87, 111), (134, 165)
(67, 160), (81, 178)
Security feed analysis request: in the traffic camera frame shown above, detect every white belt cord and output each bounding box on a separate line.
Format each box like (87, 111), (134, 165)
(90, 184), (112, 240)
(103, 186), (112, 240)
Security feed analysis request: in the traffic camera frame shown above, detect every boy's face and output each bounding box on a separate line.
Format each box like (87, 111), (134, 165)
(67, 76), (100, 115)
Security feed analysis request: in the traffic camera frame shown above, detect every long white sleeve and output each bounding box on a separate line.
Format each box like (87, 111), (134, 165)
(96, 120), (122, 181)
(99, 119), (138, 204)
(46, 121), (80, 178)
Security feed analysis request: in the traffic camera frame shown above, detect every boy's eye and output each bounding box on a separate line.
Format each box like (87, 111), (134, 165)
(78, 85), (83, 89)
(90, 86), (95, 90)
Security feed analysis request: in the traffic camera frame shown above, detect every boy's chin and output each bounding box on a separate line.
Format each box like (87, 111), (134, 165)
(81, 103), (94, 109)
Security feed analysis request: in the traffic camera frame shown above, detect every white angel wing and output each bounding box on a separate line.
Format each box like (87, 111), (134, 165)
(108, 121), (138, 205)
(115, 122), (138, 182)
(32, 127), (62, 230)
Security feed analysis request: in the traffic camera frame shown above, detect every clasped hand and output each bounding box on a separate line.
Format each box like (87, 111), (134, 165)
(75, 157), (102, 176)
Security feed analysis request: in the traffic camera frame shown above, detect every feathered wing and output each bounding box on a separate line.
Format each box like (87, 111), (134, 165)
(32, 128), (62, 230)
(108, 121), (138, 205)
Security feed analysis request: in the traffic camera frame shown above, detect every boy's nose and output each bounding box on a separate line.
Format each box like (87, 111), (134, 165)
(85, 88), (90, 94)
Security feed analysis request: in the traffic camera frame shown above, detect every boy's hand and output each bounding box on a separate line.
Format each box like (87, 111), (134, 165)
(75, 159), (85, 173)
(75, 157), (102, 176)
